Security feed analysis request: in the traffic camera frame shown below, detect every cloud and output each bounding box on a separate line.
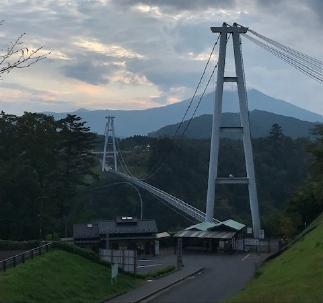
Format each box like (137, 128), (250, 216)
(63, 57), (112, 85)
(115, 0), (237, 12)
(73, 38), (144, 59)
(0, 0), (321, 116)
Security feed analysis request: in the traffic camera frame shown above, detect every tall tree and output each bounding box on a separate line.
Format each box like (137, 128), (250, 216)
(55, 114), (96, 236)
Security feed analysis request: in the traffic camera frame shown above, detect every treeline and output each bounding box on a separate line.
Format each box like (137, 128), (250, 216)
(93, 124), (322, 237)
(0, 112), (97, 240)
(0, 112), (322, 240)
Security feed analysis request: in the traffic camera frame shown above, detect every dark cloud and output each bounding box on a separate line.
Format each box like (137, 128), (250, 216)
(63, 57), (113, 85)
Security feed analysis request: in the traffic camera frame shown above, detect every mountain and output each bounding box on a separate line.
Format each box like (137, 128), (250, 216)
(46, 89), (323, 136)
(150, 110), (318, 139)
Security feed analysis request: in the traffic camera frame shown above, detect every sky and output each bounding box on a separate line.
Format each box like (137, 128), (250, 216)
(0, 0), (322, 115)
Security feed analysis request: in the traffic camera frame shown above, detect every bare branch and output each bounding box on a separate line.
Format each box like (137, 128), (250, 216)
(0, 23), (50, 77)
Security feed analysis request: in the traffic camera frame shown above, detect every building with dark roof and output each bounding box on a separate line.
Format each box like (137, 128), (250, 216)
(73, 217), (159, 255)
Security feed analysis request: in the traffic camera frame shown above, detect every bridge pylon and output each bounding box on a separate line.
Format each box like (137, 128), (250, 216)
(205, 23), (261, 238)
(102, 115), (118, 172)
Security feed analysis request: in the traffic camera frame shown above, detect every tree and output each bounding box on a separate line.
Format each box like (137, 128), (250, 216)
(55, 115), (97, 236)
(269, 123), (284, 142)
(0, 112), (97, 240)
(0, 21), (49, 77)
(284, 124), (323, 235)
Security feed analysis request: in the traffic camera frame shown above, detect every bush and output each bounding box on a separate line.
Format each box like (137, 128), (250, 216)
(52, 241), (110, 267)
(125, 265), (176, 280)
(0, 240), (41, 250)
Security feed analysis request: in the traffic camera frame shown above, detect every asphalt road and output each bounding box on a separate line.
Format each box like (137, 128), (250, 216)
(147, 252), (267, 303)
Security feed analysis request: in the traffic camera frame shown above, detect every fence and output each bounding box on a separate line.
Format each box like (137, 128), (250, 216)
(0, 243), (52, 272)
(100, 249), (137, 273)
(233, 238), (279, 253)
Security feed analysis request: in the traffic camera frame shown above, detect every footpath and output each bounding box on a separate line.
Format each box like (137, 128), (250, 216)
(105, 265), (203, 303)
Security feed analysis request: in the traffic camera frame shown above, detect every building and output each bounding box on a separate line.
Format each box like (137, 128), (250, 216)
(73, 217), (159, 255)
(174, 219), (246, 252)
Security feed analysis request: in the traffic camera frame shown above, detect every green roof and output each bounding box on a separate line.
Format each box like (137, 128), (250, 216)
(185, 222), (217, 231)
(222, 219), (246, 231)
(185, 219), (245, 232)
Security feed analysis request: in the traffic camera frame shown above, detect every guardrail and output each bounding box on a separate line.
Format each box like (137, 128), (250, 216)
(0, 242), (52, 272)
(110, 170), (221, 223)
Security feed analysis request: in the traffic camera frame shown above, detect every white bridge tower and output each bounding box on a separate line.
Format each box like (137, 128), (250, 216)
(102, 115), (118, 172)
(205, 23), (261, 238)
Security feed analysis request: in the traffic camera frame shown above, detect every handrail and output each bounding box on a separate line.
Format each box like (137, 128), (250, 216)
(107, 169), (220, 223)
(0, 242), (52, 271)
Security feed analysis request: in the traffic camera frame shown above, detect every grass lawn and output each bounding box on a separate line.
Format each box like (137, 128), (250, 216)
(227, 217), (323, 303)
(0, 249), (140, 303)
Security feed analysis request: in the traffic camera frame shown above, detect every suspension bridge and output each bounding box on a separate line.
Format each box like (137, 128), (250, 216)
(100, 23), (323, 239)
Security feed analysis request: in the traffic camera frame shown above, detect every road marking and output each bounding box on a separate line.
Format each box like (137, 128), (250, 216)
(139, 259), (153, 262)
(241, 254), (250, 261)
(137, 263), (163, 268)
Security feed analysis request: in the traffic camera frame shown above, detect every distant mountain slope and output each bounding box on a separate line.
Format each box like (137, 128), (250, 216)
(47, 89), (323, 136)
(150, 110), (318, 139)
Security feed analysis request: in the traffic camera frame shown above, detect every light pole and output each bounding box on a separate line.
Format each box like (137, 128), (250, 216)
(90, 181), (143, 220)
(35, 196), (49, 240)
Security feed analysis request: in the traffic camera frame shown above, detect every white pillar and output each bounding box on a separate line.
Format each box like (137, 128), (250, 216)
(205, 29), (228, 222)
(102, 119), (109, 172)
(111, 117), (118, 171)
(232, 27), (261, 238)
(102, 116), (118, 172)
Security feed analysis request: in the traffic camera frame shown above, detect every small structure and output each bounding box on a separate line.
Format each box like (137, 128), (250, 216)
(174, 219), (246, 252)
(73, 217), (159, 255)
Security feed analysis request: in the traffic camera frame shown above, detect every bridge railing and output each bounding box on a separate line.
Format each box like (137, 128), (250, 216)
(108, 169), (220, 223)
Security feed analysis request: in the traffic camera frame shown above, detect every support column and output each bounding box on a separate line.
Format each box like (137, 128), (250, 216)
(205, 26), (228, 222)
(102, 116), (118, 172)
(232, 24), (261, 238)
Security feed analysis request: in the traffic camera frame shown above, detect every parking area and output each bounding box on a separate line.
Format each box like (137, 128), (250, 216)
(137, 250), (176, 274)
(147, 251), (270, 303)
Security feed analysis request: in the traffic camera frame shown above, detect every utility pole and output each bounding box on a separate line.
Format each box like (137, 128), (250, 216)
(102, 116), (118, 172)
(205, 23), (261, 238)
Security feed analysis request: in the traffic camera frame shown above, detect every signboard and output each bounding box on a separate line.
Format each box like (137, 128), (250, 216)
(247, 227), (253, 234)
(111, 263), (118, 283)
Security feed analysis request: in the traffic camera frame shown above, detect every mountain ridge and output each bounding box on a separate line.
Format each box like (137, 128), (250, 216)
(46, 89), (323, 136)
(150, 110), (319, 139)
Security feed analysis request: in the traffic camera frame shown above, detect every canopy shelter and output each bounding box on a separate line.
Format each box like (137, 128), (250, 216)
(174, 219), (246, 253)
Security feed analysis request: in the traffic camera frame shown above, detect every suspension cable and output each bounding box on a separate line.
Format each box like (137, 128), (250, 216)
(248, 28), (323, 69)
(244, 33), (323, 83)
(117, 35), (221, 181)
(173, 34), (220, 137)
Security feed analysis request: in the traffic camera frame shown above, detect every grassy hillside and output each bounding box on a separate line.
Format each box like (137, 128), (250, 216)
(0, 249), (139, 303)
(227, 214), (323, 303)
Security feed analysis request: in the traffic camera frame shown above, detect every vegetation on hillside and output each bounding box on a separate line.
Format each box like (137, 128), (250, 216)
(0, 109), (322, 239)
(0, 112), (97, 240)
(226, 213), (323, 303)
(0, 249), (139, 303)
(87, 125), (313, 235)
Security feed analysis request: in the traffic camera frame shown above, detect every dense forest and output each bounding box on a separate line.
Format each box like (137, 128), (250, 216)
(0, 111), (322, 240)
(0, 112), (97, 240)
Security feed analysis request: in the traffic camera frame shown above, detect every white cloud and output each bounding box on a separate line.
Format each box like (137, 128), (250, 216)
(73, 38), (144, 59)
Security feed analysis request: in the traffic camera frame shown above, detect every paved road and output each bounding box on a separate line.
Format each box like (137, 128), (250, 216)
(146, 252), (267, 303)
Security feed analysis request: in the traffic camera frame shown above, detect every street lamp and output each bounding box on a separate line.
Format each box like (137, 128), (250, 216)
(89, 181), (143, 220)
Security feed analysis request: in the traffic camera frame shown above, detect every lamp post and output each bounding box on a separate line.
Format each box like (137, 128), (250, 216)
(90, 181), (143, 220)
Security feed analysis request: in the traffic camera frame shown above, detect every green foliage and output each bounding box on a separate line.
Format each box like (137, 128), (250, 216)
(0, 112), (97, 240)
(52, 241), (109, 267)
(0, 240), (40, 250)
(137, 265), (176, 279)
(226, 217), (323, 303)
(282, 124), (323, 236)
(0, 249), (140, 303)
(89, 128), (310, 233)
